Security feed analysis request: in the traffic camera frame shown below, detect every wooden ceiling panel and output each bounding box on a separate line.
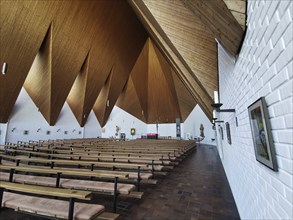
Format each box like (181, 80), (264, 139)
(147, 39), (181, 123)
(0, 0), (58, 123)
(224, 0), (247, 29)
(181, 0), (244, 56)
(1, 0), (247, 126)
(66, 52), (89, 126)
(116, 76), (146, 122)
(93, 69), (113, 127)
(129, 0), (214, 120)
(172, 69), (197, 121)
(24, 24), (52, 123)
(67, 1), (122, 127)
(118, 38), (187, 124)
(141, 0), (218, 98)
(152, 39), (181, 118)
(50, 0), (104, 125)
(93, 1), (148, 127)
(130, 39), (150, 119)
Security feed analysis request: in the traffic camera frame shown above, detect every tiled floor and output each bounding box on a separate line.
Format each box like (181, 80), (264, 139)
(0, 144), (240, 220)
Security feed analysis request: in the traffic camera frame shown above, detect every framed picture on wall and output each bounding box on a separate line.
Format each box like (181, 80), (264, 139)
(219, 126), (224, 140)
(248, 97), (277, 171)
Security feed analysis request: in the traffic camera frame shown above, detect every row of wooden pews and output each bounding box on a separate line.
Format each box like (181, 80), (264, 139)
(0, 139), (196, 219)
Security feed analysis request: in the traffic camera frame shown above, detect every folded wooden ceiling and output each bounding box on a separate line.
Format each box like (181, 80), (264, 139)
(0, 0), (246, 126)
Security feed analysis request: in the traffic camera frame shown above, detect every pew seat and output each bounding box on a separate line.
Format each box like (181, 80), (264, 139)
(0, 181), (119, 220)
(0, 172), (136, 195)
(2, 192), (108, 220)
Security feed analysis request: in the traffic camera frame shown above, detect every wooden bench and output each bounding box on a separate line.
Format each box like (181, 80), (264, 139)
(0, 181), (119, 220)
(4, 148), (177, 166)
(0, 164), (142, 212)
(0, 155), (155, 191)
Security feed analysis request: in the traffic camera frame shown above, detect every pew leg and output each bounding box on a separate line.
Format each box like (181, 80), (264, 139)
(151, 160), (154, 178)
(56, 172), (61, 188)
(137, 167), (141, 192)
(9, 169), (15, 182)
(113, 177), (118, 213)
(0, 188), (3, 209)
(68, 198), (75, 220)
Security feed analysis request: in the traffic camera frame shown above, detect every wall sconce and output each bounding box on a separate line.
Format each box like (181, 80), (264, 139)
(72, 129), (76, 132)
(37, 128), (41, 132)
(211, 91), (223, 109)
(11, 127), (16, 132)
(2, 62), (8, 75)
(57, 129), (61, 132)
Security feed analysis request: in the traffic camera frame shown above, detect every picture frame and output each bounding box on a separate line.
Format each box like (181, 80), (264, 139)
(248, 97), (277, 171)
(225, 122), (231, 144)
(218, 126), (224, 140)
(130, 128), (136, 136)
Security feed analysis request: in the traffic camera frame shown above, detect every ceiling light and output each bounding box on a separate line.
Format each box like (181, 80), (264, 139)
(2, 62), (8, 75)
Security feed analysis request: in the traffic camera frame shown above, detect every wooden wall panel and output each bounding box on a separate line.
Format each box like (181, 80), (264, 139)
(0, 0), (58, 123)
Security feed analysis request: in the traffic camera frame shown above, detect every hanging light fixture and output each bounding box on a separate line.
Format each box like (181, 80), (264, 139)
(2, 62), (8, 75)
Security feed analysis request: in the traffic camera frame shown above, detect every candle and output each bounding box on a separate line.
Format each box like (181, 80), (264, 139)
(213, 109), (217, 119)
(214, 91), (219, 103)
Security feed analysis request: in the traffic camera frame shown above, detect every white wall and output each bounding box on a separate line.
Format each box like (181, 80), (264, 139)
(183, 105), (216, 145)
(4, 88), (216, 143)
(147, 123), (184, 138)
(5, 88), (100, 143)
(101, 106), (147, 140)
(83, 110), (102, 138)
(0, 123), (8, 146)
(217, 1), (293, 219)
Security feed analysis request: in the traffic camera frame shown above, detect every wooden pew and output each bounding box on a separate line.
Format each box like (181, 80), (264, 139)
(0, 181), (119, 220)
(0, 164), (140, 212)
(4, 148), (176, 166)
(0, 154), (156, 192)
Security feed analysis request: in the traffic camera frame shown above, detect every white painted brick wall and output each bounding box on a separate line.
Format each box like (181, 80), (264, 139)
(217, 0), (293, 219)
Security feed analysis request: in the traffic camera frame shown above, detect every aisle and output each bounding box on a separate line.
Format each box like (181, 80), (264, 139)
(117, 144), (240, 220)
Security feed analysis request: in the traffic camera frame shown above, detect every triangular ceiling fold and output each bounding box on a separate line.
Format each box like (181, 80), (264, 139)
(92, 1), (148, 127)
(93, 69), (113, 127)
(0, 1), (58, 123)
(1, 0), (247, 125)
(129, 0), (215, 120)
(118, 38), (195, 124)
(67, 52), (90, 127)
(24, 23), (53, 124)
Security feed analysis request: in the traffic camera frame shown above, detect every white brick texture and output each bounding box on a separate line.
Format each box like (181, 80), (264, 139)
(217, 0), (293, 219)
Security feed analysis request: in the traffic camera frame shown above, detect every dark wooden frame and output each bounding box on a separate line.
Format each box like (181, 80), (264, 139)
(225, 122), (231, 144)
(248, 97), (277, 171)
